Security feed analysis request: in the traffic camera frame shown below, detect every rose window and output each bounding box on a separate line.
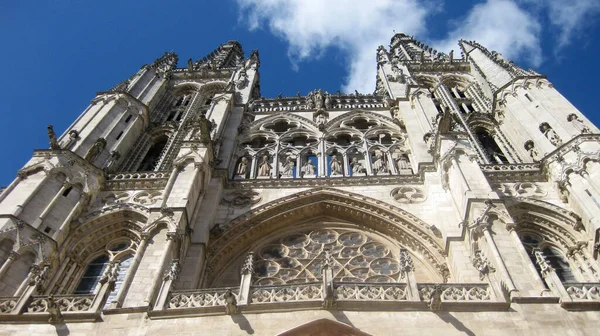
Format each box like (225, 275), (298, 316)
(252, 229), (401, 285)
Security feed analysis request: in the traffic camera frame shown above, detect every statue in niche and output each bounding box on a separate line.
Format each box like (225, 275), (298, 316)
(350, 157), (364, 174)
(372, 150), (387, 174)
(63, 129), (79, 149)
(540, 123), (562, 147)
(258, 155), (271, 177)
(236, 157), (249, 176)
(314, 89), (324, 109)
(198, 113), (213, 144)
(330, 155), (342, 175)
(316, 113), (327, 125)
(281, 155), (295, 177)
(567, 114), (590, 133)
(302, 160), (316, 176)
(47, 125), (61, 150)
(397, 153), (411, 173)
(84, 138), (107, 163)
(524, 141), (541, 162)
(324, 91), (332, 109)
(236, 68), (248, 89)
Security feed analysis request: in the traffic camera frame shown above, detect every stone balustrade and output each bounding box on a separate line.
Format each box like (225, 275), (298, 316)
(168, 287), (239, 309)
(564, 283), (600, 301)
(0, 297), (17, 313)
(106, 171), (170, 190)
(26, 295), (95, 313)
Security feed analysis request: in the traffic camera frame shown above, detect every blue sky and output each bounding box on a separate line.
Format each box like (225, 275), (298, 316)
(0, 0), (599, 186)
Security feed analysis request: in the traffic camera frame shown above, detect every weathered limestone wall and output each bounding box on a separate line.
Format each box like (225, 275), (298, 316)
(0, 305), (596, 335)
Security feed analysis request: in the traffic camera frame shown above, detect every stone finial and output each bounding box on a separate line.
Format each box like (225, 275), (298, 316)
(47, 125), (61, 150)
(163, 259), (181, 281)
(399, 248), (415, 274)
(472, 250), (495, 280)
(240, 252), (254, 275)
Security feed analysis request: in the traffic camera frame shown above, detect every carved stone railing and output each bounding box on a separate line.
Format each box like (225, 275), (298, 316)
(480, 163), (543, 182)
(418, 284), (491, 302)
(26, 295), (95, 313)
(565, 283), (600, 301)
(106, 171), (170, 190)
(335, 283), (408, 301)
(250, 283), (322, 304)
(168, 287), (239, 309)
(0, 297), (18, 313)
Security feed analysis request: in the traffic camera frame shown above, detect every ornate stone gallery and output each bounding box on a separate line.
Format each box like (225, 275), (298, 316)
(0, 34), (599, 335)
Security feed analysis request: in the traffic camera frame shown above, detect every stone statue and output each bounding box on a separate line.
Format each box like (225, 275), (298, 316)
(314, 89), (324, 109)
(47, 125), (61, 150)
(306, 91), (315, 109)
(187, 58), (193, 71)
(540, 124), (562, 147)
(316, 113), (327, 125)
(330, 155), (342, 175)
(324, 91), (332, 109)
(524, 141), (541, 162)
(199, 113), (213, 144)
(372, 151), (387, 173)
(236, 157), (249, 176)
(258, 155), (271, 177)
(302, 160), (316, 175)
(84, 138), (107, 163)
(281, 156), (295, 177)
(568, 114), (590, 133)
(350, 157), (364, 174)
(236, 68), (248, 89)
(397, 154), (411, 172)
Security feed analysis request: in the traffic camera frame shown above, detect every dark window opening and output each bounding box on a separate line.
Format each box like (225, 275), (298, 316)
(43, 226), (52, 234)
(116, 131), (123, 140)
(138, 137), (168, 171)
(75, 255), (109, 294)
(125, 115), (132, 123)
(62, 186), (73, 197)
(475, 129), (508, 164)
(525, 93), (533, 102)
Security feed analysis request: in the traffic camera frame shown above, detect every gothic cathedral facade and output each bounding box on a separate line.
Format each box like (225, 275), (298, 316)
(0, 34), (599, 335)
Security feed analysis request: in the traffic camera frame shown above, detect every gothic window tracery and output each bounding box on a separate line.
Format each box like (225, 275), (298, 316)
(137, 136), (169, 171)
(232, 112), (411, 179)
(518, 232), (576, 283)
(251, 228), (407, 285)
(474, 128), (508, 164)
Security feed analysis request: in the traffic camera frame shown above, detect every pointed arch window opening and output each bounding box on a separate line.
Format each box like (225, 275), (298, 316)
(520, 233), (576, 285)
(474, 128), (508, 164)
(137, 136), (169, 172)
(74, 255), (109, 295)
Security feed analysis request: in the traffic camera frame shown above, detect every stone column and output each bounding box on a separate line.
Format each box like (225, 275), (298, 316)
(160, 165), (183, 208)
(533, 248), (570, 301)
(0, 172), (26, 203)
(110, 234), (150, 308)
(144, 233), (176, 307)
(0, 251), (19, 280)
(362, 142), (373, 175)
(399, 249), (419, 301)
(153, 259), (180, 310)
(472, 223), (518, 297)
(238, 252), (254, 306)
(33, 182), (71, 227)
(90, 261), (120, 312)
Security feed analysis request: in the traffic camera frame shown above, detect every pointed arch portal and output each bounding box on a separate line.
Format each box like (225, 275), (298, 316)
(205, 188), (447, 287)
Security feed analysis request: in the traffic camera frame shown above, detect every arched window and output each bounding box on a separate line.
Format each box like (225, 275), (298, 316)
(519, 233), (576, 284)
(138, 136), (168, 171)
(104, 255), (133, 308)
(474, 128), (507, 164)
(75, 255), (109, 294)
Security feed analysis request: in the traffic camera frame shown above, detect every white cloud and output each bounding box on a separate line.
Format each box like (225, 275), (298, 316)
(538, 0), (600, 49)
(235, 0), (436, 93)
(435, 0), (542, 67)
(235, 0), (598, 94)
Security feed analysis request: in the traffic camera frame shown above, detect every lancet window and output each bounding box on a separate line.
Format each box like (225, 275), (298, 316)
(137, 136), (169, 171)
(232, 113), (412, 179)
(518, 232), (576, 283)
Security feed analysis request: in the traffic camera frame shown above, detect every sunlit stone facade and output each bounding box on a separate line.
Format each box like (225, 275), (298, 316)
(0, 34), (599, 335)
